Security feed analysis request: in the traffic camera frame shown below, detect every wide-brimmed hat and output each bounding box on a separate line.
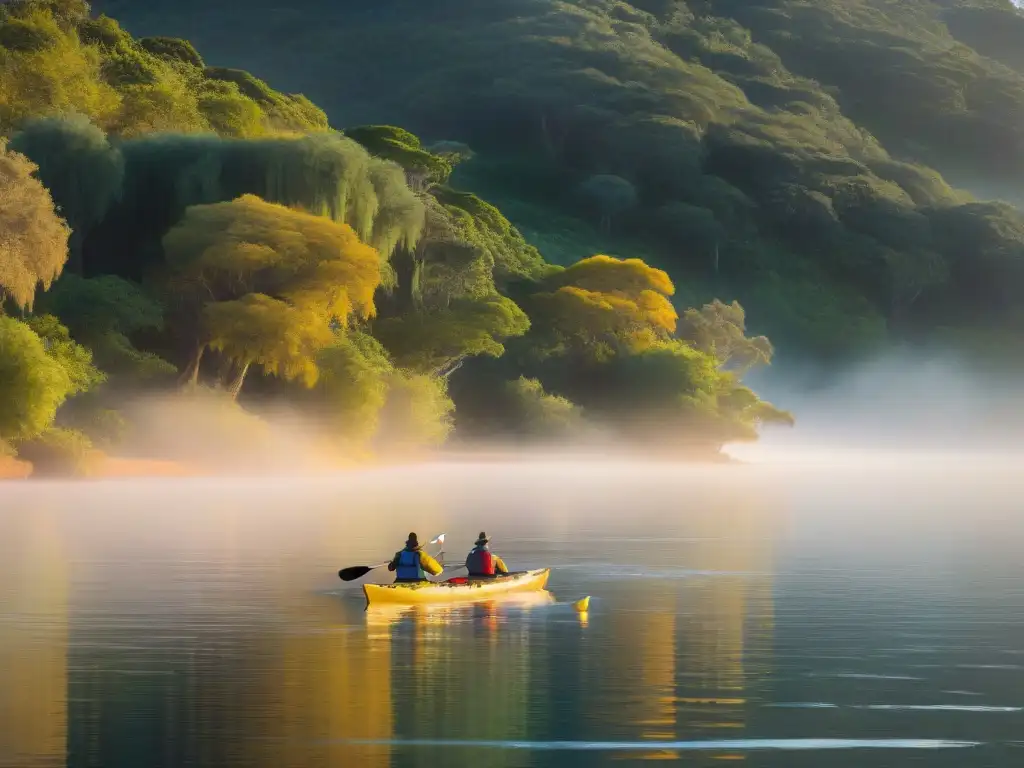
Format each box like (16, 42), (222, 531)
(475, 532), (490, 546)
(406, 532), (421, 549)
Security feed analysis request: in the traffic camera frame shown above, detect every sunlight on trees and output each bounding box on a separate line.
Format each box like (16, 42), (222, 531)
(0, 316), (74, 441)
(0, 141), (70, 311)
(162, 194), (381, 394)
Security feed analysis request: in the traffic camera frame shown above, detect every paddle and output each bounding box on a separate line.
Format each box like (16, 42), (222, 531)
(338, 533), (447, 582)
(338, 562), (390, 582)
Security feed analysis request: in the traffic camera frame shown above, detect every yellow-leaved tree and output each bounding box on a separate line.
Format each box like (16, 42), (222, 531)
(0, 140), (70, 311)
(162, 194), (380, 397)
(528, 255), (677, 358)
(513, 254), (792, 454)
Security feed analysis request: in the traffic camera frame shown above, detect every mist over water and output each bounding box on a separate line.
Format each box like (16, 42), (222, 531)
(3, 442), (1024, 766)
(4, 348), (1024, 767)
(734, 348), (1024, 464)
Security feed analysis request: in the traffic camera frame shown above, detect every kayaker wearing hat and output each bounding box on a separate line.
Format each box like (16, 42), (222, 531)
(465, 532), (509, 577)
(388, 532), (443, 583)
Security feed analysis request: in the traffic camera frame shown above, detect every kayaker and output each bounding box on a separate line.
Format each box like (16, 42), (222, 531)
(465, 532), (509, 577)
(388, 532), (443, 583)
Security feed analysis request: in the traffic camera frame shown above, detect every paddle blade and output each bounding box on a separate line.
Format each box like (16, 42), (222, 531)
(338, 565), (374, 582)
(430, 533), (446, 546)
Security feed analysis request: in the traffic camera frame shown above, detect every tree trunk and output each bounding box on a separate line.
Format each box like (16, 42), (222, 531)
(410, 256), (423, 310)
(178, 344), (205, 388)
(227, 362), (250, 399)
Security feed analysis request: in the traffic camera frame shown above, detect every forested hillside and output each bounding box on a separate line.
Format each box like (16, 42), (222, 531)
(1, 0), (792, 475)
(94, 0), (1024, 363)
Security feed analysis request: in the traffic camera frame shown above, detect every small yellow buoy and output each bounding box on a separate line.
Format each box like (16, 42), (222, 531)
(572, 596), (590, 613)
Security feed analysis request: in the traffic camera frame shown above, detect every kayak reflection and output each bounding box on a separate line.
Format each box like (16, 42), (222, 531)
(364, 589), (557, 630)
(381, 591), (553, 766)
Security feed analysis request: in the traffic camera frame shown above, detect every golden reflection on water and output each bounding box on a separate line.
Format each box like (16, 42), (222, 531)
(0, 511), (67, 768)
(602, 496), (776, 763)
(391, 594), (553, 768)
(254, 605), (395, 767)
(0, 474), (782, 767)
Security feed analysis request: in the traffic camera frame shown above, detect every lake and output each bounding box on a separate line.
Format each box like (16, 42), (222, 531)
(2, 454), (1023, 767)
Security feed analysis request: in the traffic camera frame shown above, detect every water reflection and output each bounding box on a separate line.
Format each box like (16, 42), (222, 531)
(590, 499), (775, 763)
(2, 463), (1022, 768)
(0, 479), (781, 767)
(0, 511), (68, 768)
(390, 598), (547, 768)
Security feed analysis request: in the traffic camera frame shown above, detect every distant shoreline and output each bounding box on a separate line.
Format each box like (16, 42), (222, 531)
(0, 445), (740, 480)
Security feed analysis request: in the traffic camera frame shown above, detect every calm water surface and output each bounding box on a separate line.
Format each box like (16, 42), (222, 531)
(2, 456), (1023, 767)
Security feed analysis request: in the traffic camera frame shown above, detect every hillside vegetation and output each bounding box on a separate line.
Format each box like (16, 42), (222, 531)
(0, 0), (792, 474)
(93, 0), (1024, 362)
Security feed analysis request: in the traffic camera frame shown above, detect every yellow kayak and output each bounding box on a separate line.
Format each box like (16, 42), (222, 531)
(362, 568), (551, 606)
(365, 591), (556, 627)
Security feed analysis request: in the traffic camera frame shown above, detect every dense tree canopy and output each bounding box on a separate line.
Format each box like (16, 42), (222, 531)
(92, 0), (1024, 362)
(0, 1), (798, 472)
(0, 0), (327, 137)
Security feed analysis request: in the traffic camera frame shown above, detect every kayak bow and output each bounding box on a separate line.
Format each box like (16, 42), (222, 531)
(362, 568), (551, 607)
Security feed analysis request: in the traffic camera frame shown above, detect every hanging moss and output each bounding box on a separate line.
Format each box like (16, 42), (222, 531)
(368, 159), (425, 259)
(255, 132), (377, 240)
(97, 131), (425, 282)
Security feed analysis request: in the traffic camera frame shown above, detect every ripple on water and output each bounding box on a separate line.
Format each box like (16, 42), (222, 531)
(318, 737), (981, 751)
(765, 703), (1019, 713)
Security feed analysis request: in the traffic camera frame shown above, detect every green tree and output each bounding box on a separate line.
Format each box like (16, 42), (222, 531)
(0, 141), (70, 311)
(24, 313), (105, 395)
(374, 294), (530, 377)
(467, 376), (584, 443)
(345, 124), (453, 190)
(0, 315), (74, 441)
(431, 186), (546, 283)
(35, 272), (172, 384)
(138, 36), (205, 68)
(677, 299), (773, 374)
(35, 273), (163, 341)
(543, 338), (792, 454)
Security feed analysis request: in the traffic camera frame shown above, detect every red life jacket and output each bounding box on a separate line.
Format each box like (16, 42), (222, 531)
(466, 546), (495, 576)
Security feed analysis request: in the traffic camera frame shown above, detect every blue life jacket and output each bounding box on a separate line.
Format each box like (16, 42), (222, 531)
(396, 548), (425, 580)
